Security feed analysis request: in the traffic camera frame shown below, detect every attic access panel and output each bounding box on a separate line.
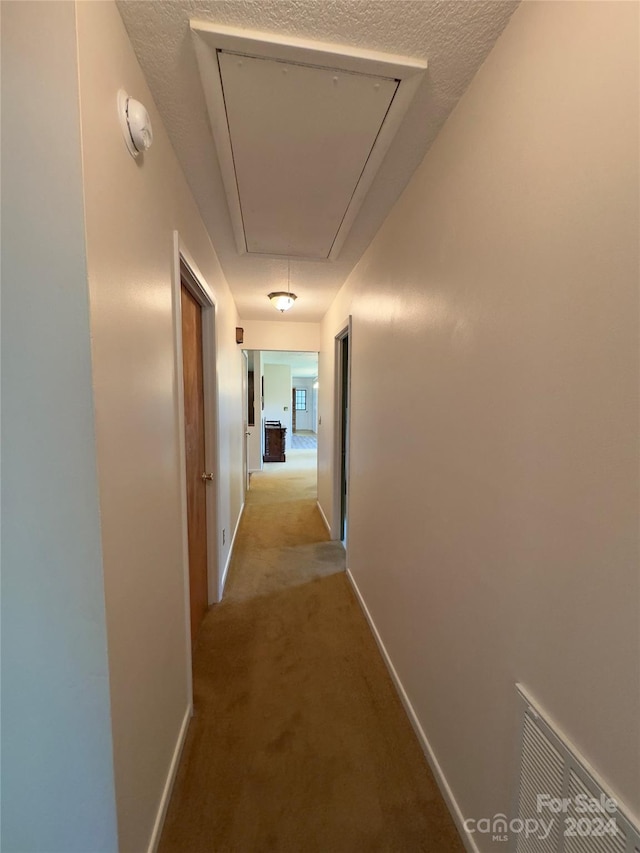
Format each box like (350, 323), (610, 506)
(191, 23), (427, 261)
(217, 53), (397, 259)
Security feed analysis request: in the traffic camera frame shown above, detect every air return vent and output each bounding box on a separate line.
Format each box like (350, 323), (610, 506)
(515, 686), (639, 853)
(191, 22), (426, 261)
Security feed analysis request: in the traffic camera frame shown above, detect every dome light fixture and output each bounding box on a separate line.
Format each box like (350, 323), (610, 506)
(268, 260), (297, 312)
(268, 292), (297, 312)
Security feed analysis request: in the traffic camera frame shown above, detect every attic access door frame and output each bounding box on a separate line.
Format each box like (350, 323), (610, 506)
(190, 21), (427, 261)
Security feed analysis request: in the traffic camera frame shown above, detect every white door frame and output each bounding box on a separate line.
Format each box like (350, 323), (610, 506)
(172, 232), (220, 704)
(241, 350), (250, 494)
(332, 317), (352, 549)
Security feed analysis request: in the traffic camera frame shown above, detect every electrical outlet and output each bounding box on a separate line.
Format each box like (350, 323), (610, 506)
(222, 528), (226, 546)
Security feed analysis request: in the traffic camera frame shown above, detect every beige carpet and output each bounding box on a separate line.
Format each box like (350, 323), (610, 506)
(159, 450), (464, 852)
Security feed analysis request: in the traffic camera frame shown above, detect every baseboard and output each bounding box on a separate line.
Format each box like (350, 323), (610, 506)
(146, 704), (191, 853)
(220, 501), (245, 598)
(345, 569), (478, 853)
(316, 500), (332, 537)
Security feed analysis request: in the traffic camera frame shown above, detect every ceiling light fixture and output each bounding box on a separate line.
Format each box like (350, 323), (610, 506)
(268, 260), (297, 312)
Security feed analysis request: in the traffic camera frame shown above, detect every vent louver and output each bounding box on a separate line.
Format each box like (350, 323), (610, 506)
(516, 714), (563, 853)
(565, 772), (627, 853)
(515, 686), (639, 853)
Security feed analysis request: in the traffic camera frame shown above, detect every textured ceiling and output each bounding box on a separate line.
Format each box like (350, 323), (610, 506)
(117, 0), (519, 322)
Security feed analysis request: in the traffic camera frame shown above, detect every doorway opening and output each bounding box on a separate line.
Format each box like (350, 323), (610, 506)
(335, 322), (351, 546)
(244, 349), (318, 482)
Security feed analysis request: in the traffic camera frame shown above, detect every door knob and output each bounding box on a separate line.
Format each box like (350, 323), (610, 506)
(201, 473), (215, 481)
(245, 431), (251, 436)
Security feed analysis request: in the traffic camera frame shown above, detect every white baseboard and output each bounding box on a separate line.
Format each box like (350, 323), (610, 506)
(147, 704), (191, 853)
(219, 501), (245, 598)
(316, 500), (332, 537)
(346, 569), (478, 853)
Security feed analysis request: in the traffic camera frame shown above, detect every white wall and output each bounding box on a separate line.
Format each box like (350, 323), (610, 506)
(292, 377), (314, 432)
(313, 382), (319, 433)
(263, 363), (292, 449)
(319, 1), (639, 845)
(75, 2), (244, 851)
(1, 3), (118, 850)
(242, 319), (320, 352)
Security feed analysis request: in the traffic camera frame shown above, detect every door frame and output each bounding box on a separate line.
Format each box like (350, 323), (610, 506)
(241, 350), (250, 494)
(172, 232), (220, 702)
(333, 317), (352, 549)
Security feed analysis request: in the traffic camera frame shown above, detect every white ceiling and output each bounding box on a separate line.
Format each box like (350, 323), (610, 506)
(258, 350), (319, 378)
(117, 0), (518, 322)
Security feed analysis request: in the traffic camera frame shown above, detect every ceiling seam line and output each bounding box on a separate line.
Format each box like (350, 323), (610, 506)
(327, 79), (401, 258)
(219, 48), (398, 81)
(216, 48), (249, 254)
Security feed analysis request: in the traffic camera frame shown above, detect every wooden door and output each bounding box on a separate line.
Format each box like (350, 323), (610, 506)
(181, 284), (208, 648)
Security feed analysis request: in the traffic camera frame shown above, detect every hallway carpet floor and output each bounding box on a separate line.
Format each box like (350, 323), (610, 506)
(159, 450), (464, 852)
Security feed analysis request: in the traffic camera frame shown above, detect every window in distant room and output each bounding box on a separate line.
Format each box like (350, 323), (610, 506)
(295, 389), (307, 411)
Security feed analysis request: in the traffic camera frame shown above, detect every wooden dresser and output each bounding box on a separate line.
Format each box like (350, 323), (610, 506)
(263, 421), (287, 463)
